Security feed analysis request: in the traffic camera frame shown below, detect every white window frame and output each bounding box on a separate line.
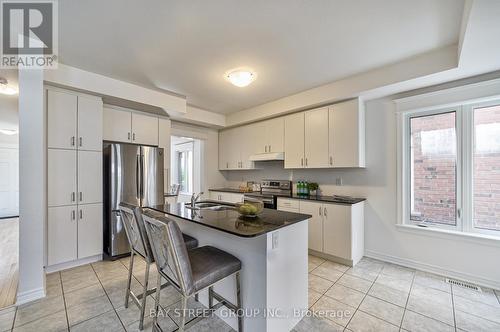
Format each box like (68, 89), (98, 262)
(397, 94), (500, 238)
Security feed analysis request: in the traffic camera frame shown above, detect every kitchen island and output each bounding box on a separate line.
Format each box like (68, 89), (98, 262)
(147, 202), (311, 332)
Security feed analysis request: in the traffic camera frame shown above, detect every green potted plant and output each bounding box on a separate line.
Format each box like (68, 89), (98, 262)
(308, 182), (319, 197)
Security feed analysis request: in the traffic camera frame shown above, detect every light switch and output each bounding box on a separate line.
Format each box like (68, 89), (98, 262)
(272, 232), (279, 249)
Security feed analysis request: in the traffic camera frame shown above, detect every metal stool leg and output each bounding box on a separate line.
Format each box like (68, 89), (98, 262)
(236, 272), (242, 332)
(179, 295), (188, 332)
(125, 251), (135, 308)
(152, 272), (162, 330)
(138, 262), (150, 330)
(208, 286), (214, 308)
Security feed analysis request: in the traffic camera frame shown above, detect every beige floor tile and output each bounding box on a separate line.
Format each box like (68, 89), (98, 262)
(375, 274), (412, 293)
(308, 289), (322, 308)
(455, 309), (500, 332)
(345, 266), (379, 282)
(337, 274), (373, 293)
(61, 272), (100, 293)
(453, 295), (500, 324)
(380, 263), (415, 281)
(64, 282), (106, 308)
(14, 295), (65, 327)
(347, 310), (399, 332)
(368, 283), (408, 307)
(320, 261), (349, 273)
(0, 309), (15, 332)
(410, 284), (453, 307)
(413, 271), (450, 293)
(353, 258), (385, 274)
(71, 310), (124, 332)
(402, 310), (454, 332)
(311, 264), (344, 283)
(309, 255), (326, 267)
(293, 315), (344, 332)
(358, 295), (404, 326)
(115, 295), (156, 327)
(407, 290), (454, 326)
(453, 284), (500, 308)
(67, 295), (114, 326)
(309, 275), (334, 294)
(12, 310), (67, 332)
(325, 284), (365, 308)
(311, 295), (356, 327)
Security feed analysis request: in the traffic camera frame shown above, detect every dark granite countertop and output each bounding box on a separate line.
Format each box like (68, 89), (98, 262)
(209, 188), (254, 193)
(146, 201), (311, 238)
(164, 193), (177, 197)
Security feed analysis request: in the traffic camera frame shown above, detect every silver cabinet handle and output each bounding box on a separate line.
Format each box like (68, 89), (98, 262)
(79, 192), (83, 202)
(226, 162), (229, 169)
(305, 158), (308, 166)
(269, 145), (271, 152)
(133, 133), (136, 141)
(301, 158), (304, 166)
(72, 210), (76, 220)
(128, 132), (131, 140)
(319, 206), (322, 216)
(71, 136), (75, 146)
(79, 137), (82, 147)
(79, 209), (83, 219)
(330, 156), (333, 165)
(265, 145), (268, 153)
(324, 207), (327, 217)
(71, 192), (75, 202)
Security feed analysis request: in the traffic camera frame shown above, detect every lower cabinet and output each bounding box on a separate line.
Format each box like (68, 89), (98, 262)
(210, 191), (244, 203)
(277, 197), (365, 266)
(47, 203), (102, 266)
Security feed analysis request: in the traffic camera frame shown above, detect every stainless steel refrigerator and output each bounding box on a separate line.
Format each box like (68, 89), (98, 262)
(103, 143), (164, 259)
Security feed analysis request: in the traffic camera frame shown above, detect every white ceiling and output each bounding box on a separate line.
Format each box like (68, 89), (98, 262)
(59, 0), (464, 114)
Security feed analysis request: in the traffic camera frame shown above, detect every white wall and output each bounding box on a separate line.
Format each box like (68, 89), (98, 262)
(0, 95), (19, 145)
(222, 97), (500, 289)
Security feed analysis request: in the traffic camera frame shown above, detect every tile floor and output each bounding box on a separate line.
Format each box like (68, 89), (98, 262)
(0, 255), (499, 332)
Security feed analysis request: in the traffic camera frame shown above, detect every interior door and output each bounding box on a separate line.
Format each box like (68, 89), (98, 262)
(132, 113), (159, 146)
(48, 149), (77, 207)
(78, 96), (103, 151)
(284, 112), (305, 168)
(323, 204), (351, 260)
(78, 150), (102, 204)
(305, 107), (329, 168)
(299, 201), (323, 252)
(78, 203), (103, 258)
(47, 90), (77, 150)
(47, 206), (77, 265)
(141, 146), (164, 207)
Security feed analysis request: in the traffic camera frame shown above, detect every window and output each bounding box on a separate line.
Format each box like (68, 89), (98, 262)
(399, 99), (500, 237)
(174, 141), (194, 194)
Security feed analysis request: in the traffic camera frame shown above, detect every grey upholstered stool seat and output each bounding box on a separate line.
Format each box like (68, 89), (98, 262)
(188, 246), (241, 292)
(119, 202), (198, 330)
(142, 208), (243, 332)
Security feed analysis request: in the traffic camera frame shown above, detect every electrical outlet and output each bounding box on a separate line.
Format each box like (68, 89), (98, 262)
(336, 177), (343, 186)
(272, 232), (279, 249)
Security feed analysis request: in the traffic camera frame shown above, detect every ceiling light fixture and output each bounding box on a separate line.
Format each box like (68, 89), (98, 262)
(225, 68), (257, 87)
(0, 129), (18, 135)
(0, 78), (18, 95)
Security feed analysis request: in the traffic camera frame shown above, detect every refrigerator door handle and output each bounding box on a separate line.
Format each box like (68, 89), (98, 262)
(140, 154), (145, 200)
(136, 154), (141, 199)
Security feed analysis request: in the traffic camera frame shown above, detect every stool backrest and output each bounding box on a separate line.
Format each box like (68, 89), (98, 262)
(142, 209), (194, 295)
(119, 202), (152, 261)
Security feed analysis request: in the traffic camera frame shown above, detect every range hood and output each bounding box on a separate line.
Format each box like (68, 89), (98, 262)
(249, 152), (284, 161)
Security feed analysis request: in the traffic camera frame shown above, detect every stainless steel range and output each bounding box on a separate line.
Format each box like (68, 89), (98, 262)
(244, 180), (292, 209)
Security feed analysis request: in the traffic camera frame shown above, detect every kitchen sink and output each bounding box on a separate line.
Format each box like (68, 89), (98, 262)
(185, 202), (235, 211)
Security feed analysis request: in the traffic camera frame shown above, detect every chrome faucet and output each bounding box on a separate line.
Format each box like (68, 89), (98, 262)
(190, 192), (204, 207)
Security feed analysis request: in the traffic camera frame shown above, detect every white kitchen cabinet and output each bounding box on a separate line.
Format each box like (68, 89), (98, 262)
(219, 126), (255, 170)
(254, 117), (285, 154)
(284, 112), (305, 168)
(276, 197), (299, 212)
(210, 191), (244, 203)
(77, 203), (103, 258)
(48, 206), (78, 266)
(103, 107), (132, 143)
(329, 99), (365, 167)
(298, 200), (323, 252)
(132, 113), (159, 146)
(322, 204), (350, 260)
(78, 96), (103, 151)
(159, 118), (171, 190)
(305, 107), (330, 168)
(77, 151), (103, 205)
(48, 149), (77, 207)
(47, 90), (78, 150)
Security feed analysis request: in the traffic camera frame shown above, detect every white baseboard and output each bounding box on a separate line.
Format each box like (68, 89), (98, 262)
(365, 250), (500, 290)
(16, 287), (45, 306)
(45, 254), (102, 273)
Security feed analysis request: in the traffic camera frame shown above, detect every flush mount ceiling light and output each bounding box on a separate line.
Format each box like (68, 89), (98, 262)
(0, 78), (17, 95)
(225, 68), (257, 87)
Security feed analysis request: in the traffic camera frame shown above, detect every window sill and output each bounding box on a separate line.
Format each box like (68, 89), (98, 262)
(396, 224), (500, 248)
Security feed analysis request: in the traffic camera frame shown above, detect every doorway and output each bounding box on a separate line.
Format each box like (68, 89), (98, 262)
(170, 136), (202, 203)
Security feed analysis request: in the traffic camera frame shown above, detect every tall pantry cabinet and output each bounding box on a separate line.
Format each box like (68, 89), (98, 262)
(46, 87), (103, 268)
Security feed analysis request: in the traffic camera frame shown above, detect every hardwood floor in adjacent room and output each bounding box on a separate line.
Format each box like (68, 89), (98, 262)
(0, 218), (18, 309)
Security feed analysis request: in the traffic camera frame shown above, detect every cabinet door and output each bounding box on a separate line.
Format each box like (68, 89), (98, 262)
(239, 124), (255, 169)
(78, 151), (102, 204)
(210, 192), (222, 201)
(323, 204), (351, 260)
(78, 96), (103, 151)
(329, 100), (363, 167)
(284, 113), (305, 168)
(103, 108), (132, 143)
(78, 203), (103, 258)
(47, 90), (77, 150)
(48, 206), (77, 266)
(159, 118), (171, 190)
(305, 107), (329, 168)
(132, 113), (159, 146)
(253, 121), (267, 154)
(266, 117), (284, 153)
(219, 131), (229, 170)
(299, 201), (323, 252)
(223, 193), (244, 203)
(48, 149), (77, 207)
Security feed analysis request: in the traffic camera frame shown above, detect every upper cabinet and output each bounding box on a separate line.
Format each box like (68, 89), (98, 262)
(103, 107), (160, 146)
(219, 125), (255, 170)
(284, 112), (305, 168)
(254, 117), (284, 154)
(304, 107), (330, 168)
(329, 99), (365, 168)
(47, 90), (103, 151)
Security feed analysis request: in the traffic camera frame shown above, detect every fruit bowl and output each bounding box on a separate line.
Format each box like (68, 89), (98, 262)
(235, 199), (264, 218)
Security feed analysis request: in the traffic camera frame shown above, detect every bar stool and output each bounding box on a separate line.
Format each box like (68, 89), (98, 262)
(142, 209), (243, 332)
(119, 202), (198, 330)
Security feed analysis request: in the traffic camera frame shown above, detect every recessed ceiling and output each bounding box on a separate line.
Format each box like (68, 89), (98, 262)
(58, 0), (464, 114)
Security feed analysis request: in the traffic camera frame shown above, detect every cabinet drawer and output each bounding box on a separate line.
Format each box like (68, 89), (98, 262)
(277, 198), (299, 210)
